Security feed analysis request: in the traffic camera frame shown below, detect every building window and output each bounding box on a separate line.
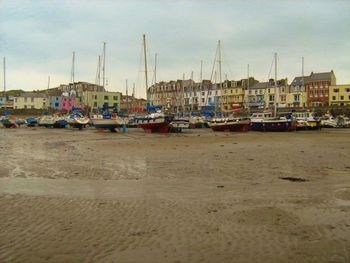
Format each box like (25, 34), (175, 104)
(93, 102), (97, 107)
(113, 96), (118, 100)
(294, 95), (299, 102)
(201, 98), (204, 103)
(104, 96), (108, 100)
(268, 89), (270, 93)
(341, 96), (344, 100)
(345, 88), (350, 92)
(332, 96), (336, 100)
(269, 95), (274, 101)
(333, 88), (339, 93)
(94, 95), (97, 99)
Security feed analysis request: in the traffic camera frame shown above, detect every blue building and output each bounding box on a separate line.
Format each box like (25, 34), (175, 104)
(0, 96), (6, 105)
(50, 96), (62, 110)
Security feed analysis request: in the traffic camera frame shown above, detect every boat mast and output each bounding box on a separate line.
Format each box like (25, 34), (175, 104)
(3, 57), (6, 98)
(143, 34), (149, 103)
(126, 79), (129, 113)
(47, 76), (50, 90)
(102, 42), (106, 89)
(274, 52), (277, 117)
(132, 82), (135, 112)
(95, 55), (101, 85)
(218, 40), (223, 113)
(71, 51), (75, 96)
(154, 53), (157, 86)
(302, 56), (304, 109)
(246, 64), (250, 109)
(200, 60), (203, 110)
(71, 51), (75, 83)
(190, 71), (193, 112)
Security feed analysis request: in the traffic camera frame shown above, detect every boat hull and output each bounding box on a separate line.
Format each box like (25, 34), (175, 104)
(138, 121), (171, 133)
(92, 119), (123, 132)
(251, 120), (296, 132)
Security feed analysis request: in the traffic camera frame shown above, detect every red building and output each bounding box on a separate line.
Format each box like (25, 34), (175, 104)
(306, 71), (336, 107)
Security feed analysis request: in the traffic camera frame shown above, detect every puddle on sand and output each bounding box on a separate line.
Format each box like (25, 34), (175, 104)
(0, 177), (149, 199)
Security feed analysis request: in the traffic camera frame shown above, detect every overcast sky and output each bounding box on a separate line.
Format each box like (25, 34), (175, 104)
(1, 0), (349, 98)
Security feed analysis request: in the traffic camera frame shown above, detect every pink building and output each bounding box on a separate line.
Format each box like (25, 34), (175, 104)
(61, 97), (86, 111)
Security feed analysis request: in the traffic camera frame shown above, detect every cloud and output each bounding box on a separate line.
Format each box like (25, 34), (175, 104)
(1, 0), (349, 98)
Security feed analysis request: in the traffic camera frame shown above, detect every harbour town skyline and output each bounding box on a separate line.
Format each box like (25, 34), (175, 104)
(1, 0), (350, 98)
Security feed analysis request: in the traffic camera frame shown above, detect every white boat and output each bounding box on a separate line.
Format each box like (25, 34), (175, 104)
(38, 115), (55, 127)
(91, 113), (126, 132)
(320, 114), (338, 128)
(170, 116), (190, 132)
(67, 112), (90, 129)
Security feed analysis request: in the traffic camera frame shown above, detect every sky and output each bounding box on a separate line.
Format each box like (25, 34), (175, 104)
(0, 0), (349, 98)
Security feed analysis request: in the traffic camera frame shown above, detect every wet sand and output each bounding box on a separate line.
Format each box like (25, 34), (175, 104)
(0, 127), (350, 263)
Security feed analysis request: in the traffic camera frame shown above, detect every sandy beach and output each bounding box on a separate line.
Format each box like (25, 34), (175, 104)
(0, 127), (350, 263)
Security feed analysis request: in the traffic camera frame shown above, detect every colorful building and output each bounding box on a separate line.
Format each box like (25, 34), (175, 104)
(50, 96), (62, 110)
(329, 84), (350, 106)
(306, 71), (336, 107)
(13, 92), (48, 109)
(245, 78), (288, 109)
(81, 91), (121, 111)
(287, 76), (308, 108)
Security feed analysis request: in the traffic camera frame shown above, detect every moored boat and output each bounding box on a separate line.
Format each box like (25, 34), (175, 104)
(170, 116), (190, 132)
(91, 112), (125, 132)
(320, 114), (338, 128)
(292, 111), (321, 130)
(26, 117), (38, 127)
(1, 118), (16, 128)
(67, 111), (90, 130)
(250, 112), (296, 132)
(209, 115), (250, 132)
(136, 111), (174, 133)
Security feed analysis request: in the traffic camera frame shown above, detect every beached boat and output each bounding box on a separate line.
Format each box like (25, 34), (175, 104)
(292, 111), (321, 130)
(250, 112), (296, 132)
(1, 118), (16, 128)
(209, 115), (250, 132)
(320, 114), (338, 128)
(189, 116), (208, 128)
(91, 112), (125, 132)
(337, 116), (350, 128)
(38, 115), (55, 127)
(26, 117), (38, 127)
(170, 116), (190, 132)
(66, 112), (90, 130)
(136, 111), (174, 133)
(15, 118), (27, 126)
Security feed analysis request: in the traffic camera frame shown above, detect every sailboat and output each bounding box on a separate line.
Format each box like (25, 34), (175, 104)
(136, 34), (174, 133)
(170, 74), (190, 132)
(207, 41), (251, 132)
(250, 53), (296, 132)
(91, 106), (125, 132)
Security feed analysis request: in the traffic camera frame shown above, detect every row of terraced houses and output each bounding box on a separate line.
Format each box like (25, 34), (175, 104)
(148, 70), (350, 111)
(0, 82), (146, 112)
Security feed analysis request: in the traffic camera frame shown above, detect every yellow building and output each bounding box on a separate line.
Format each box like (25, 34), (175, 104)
(221, 79), (250, 110)
(286, 76), (307, 108)
(13, 92), (48, 109)
(329, 85), (350, 106)
(81, 91), (121, 111)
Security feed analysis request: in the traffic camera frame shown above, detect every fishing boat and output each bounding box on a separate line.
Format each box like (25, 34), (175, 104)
(15, 118), (27, 126)
(91, 106), (125, 132)
(337, 115), (350, 128)
(66, 111), (90, 130)
(209, 115), (250, 132)
(292, 111), (321, 130)
(136, 111), (174, 133)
